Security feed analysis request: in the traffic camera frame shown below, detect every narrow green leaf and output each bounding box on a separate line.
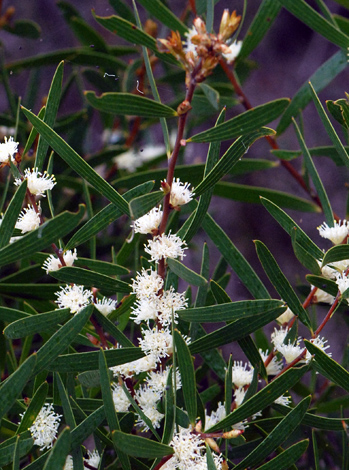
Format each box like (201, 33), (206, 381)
(21, 106), (129, 215)
(136, 0), (187, 35)
(0, 354), (37, 421)
(306, 274), (338, 297)
(129, 191), (163, 220)
(167, 258), (207, 287)
(206, 444), (217, 470)
(309, 83), (349, 168)
(188, 100), (287, 143)
(16, 382), (48, 434)
(35, 61), (64, 168)
(279, 0), (349, 48)
(0, 432), (33, 467)
(194, 128), (275, 197)
(234, 396), (310, 469)
(189, 306), (286, 354)
(239, 0), (282, 60)
(64, 16), (108, 51)
(70, 406), (106, 451)
(291, 228), (322, 275)
(3, 19), (41, 39)
(66, 181), (154, 250)
(75, 257), (129, 276)
(7, 47), (128, 72)
(260, 197), (323, 260)
(0, 205), (84, 267)
(210, 280), (231, 303)
(174, 330), (197, 424)
(180, 299), (285, 322)
(99, 349), (119, 432)
(277, 50), (348, 135)
(206, 365), (308, 432)
(93, 309), (133, 347)
(275, 403), (349, 430)
(12, 435), (20, 470)
(48, 347), (144, 372)
(180, 109), (225, 243)
(4, 309), (71, 339)
(112, 430), (174, 458)
(50, 267), (131, 294)
(293, 118), (333, 224)
(255, 240), (312, 330)
(238, 336), (268, 381)
(199, 84), (219, 110)
(85, 91), (177, 118)
(162, 368), (174, 445)
(256, 439), (309, 470)
(214, 182), (320, 213)
(195, 243), (210, 308)
(202, 214), (270, 299)
(305, 340), (349, 392)
(0, 180), (27, 249)
(42, 427), (70, 470)
(34, 304), (93, 374)
(322, 244), (349, 266)
(93, 13), (177, 64)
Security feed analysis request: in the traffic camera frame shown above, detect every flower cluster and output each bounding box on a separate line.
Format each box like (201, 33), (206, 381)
(161, 178), (194, 208)
(0, 136), (18, 163)
(15, 167), (56, 197)
(28, 403), (62, 451)
(133, 206), (163, 234)
(163, 427), (223, 470)
(15, 204), (41, 233)
(158, 11), (242, 85)
(55, 284), (93, 314)
(144, 232), (187, 263)
(43, 249), (78, 274)
(318, 219), (349, 245)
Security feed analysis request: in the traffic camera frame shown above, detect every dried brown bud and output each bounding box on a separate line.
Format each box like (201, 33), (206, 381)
(205, 437), (220, 453)
(177, 100), (192, 115)
(144, 19), (157, 38)
(193, 17), (207, 35)
(222, 429), (244, 439)
(161, 180), (171, 194)
(219, 10), (241, 41)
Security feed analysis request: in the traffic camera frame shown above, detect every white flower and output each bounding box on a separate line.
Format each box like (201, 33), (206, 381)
(136, 385), (164, 430)
(157, 287), (188, 326)
(42, 249), (78, 274)
(112, 383), (131, 412)
(15, 168), (56, 197)
(28, 403), (62, 451)
(276, 307), (295, 325)
(130, 297), (158, 324)
(63, 455), (73, 470)
(55, 284), (93, 314)
(335, 272), (349, 297)
(305, 336), (331, 363)
(232, 361), (254, 388)
(114, 144), (166, 172)
(184, 26), (197, 55)
(138, 326), (173, 362)
(84, 450), (101, 468)
(222, 40), (242, 63)
(163, 178), (194, 207)
(94, 297), (117, 316)
(146, 366), (181, 394)
(16, 204), (41, 233)
(271, 327), (289, 348)
(132, 268), (163, 299)
(319, 259), (349, 279)
(234, 387), (246, 407)
(144, 232), (187, 263)
(312, 286), (335, 304)
(259, 349), (283, 376)
(133, 206), (163, 234)
(0, 136), (18, 163)
(110, 353), (157, 378)
(275, 395), (291, 406)
(205, 402), (226, 430)
(276, 339), (304, 364)
(318, 220), (349, 245)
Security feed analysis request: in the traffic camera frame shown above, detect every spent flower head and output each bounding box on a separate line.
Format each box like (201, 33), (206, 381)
(318, 220), (349, 245)
(28, 403), (62, 451)
(55, 284), (93, 314)
(84, 450), (101, 469)
(15, 167), (56, 197)
(0, 136), (18, 163)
